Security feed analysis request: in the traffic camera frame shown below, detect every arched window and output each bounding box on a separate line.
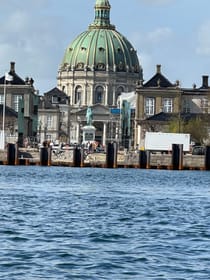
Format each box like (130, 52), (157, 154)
(75, 86), (82, 105)
(116, 86), (124, 106)
(95, 86), (104, 104)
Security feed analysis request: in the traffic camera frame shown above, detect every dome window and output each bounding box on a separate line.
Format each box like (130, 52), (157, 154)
(118, 62), (125, 71)
(117, 48), (121, 53)
(99, 47), (105, 52)
(97, 63), (105, 70)
(81, 47), (87, 51)
(76, 63), (84, 70)
(69, 48), (73, 51)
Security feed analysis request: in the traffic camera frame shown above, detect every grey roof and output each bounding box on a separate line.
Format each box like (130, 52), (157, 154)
(0, 72), (27, 86)
(39, 87), (69, 109)
(0, 104), (18, 117)
(143, 112), (208, 122)
(44, 87), (69, 104)
(143, 72), (174, 88)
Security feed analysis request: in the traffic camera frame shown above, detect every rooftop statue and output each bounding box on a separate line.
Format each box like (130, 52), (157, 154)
(86, 107), (93, 126)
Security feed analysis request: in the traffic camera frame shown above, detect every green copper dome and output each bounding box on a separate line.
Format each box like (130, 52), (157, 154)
(61, 0), (141, 74)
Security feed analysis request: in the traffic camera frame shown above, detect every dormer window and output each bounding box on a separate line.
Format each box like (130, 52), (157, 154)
(52, 96), (59, 104)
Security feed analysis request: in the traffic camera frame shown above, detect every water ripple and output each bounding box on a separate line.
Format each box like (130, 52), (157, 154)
(0, 167), (209, 279)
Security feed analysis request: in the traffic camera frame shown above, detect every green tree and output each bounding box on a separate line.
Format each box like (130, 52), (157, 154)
(167, 116), (209, 144)
(167, 117), (185, 133)
(185, 116), (208, 145)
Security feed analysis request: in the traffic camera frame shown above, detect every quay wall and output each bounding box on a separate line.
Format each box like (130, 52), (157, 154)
(0, 147), (208, 170)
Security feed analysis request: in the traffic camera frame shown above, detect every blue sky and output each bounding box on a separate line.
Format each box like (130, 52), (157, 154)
(1, 0), (210, 93)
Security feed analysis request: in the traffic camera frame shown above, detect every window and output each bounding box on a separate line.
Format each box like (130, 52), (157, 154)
(145, 97), (155, 116)
(46, 134), (52, 141)
(201, 98), (209, 113)
(75, 86), (82, 105)
(12, 95), (22, 112)
(163, 98), (173, 113)
(95, 86), (104, 104)
(116, 86), (124, 106)
(47, 115), (53, 129)
(0, 94), (3, 104)
(52, 96), (59, 104)
(183, 99), (190, 113)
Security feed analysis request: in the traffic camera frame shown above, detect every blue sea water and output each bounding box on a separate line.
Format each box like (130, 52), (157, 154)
(0, 166), (209, 280)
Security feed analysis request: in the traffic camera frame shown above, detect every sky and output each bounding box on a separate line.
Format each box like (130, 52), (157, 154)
(1, 0), (210, 94)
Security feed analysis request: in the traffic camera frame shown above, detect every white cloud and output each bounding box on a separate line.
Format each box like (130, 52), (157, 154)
(196, 20), (210, 56)
(0, 2), (66, 92)
(130, 26), (173, 52)
(137, 0), (174, 5)
(147, 27), (172, 43)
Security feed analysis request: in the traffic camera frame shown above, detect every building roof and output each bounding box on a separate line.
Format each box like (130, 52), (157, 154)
(44, 87), (69, 104)
(60, 0), (142, 76)
(39, 87), (69, 109)
(143, 112), (207, 122)
(0, 104), (18, 117)
(143, 65), (175, 88)
(0, 62), (33, 86)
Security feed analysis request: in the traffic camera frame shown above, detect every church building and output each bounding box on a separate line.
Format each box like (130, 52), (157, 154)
(57, 0), (142, 146)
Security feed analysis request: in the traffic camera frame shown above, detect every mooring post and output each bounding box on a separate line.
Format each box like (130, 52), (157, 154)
(178, 144), (183, 170)
(106, 143), (114, 168)
(146, 150), (150, 169)
(80, 147), (84, 167)
(73, 146), (81, 167)
(205, 146), (210, 170)
(113, 142), (118, 168)
(15, 143), (19, 165)
(40, 147), (48, 166)
(7, 143), (16, 165)
(139, 150), (147, 169)
(172, 144), (178, 170)
(47, 146), (52, 166)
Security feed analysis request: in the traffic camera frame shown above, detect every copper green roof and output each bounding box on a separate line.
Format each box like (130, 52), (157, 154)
(60, 0), (141, 74)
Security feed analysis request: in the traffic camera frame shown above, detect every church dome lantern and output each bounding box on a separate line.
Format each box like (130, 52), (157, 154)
(60, 0), (142, 75)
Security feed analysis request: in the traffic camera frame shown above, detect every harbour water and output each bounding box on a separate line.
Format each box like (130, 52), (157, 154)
(0, 166), (209, 279)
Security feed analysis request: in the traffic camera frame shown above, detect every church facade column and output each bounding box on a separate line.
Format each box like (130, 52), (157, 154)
(90, 84), (94, 105)
(102, 122), (107, 146)
(112, 86), (116, 106)
(71, 83), (74, 106)
(105, 84), (108, 106)
(76, 123), (80, 144)
(84, 83), (88, 106)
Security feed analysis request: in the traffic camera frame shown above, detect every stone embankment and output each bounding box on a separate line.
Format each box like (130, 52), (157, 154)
(0, 147), (209, 170)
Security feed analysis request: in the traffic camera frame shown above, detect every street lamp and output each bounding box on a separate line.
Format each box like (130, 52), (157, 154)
(0, 72), (13, 150)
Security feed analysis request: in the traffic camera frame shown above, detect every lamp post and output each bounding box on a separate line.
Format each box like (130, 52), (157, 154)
(1, 72), (13, 150)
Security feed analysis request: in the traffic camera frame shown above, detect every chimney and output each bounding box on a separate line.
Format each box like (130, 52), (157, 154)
(156, 64), (161, 74)
(202, 75), (209, 88)
(10, 61), (15, 73)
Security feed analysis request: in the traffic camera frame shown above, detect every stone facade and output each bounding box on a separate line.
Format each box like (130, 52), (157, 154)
(38, 87), (70, 144)
(135, 65), (210, 148)
(0, 62), (39, 146)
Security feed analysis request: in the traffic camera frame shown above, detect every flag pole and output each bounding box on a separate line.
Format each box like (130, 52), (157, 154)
(2, 76), (6, 149)
(2, 72), (13, 149)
